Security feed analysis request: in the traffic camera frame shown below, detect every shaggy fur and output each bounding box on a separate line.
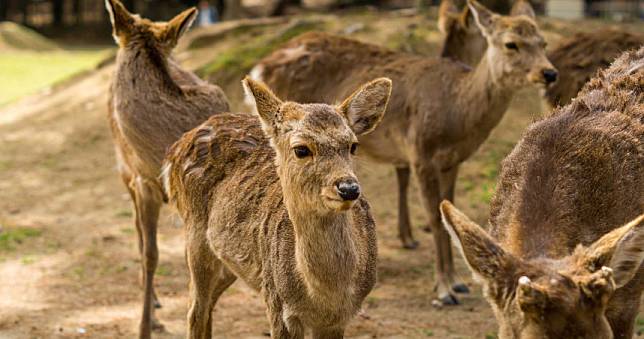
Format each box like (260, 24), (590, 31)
(442, 47), (643, 339)
(253, 0), (555, 304)
(545, 28), (644, 107)
(105, 0), (229, 337)
(164, 78), (391, 338)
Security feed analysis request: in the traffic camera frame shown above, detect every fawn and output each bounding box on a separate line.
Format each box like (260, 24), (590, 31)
(252, 0), (556, 304)
(105, 0), (229, 337)
(163, 77), (391, 338)
(441, 47), (643, 338)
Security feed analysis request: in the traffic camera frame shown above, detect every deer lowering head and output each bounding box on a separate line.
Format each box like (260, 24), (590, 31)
(106, 0), (196, 54)
(467, 0), (557, 88)
(441, 202), (644, 339)
(243, 77), (391, 215)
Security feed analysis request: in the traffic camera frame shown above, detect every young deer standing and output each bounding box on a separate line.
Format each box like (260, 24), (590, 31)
(163, 77), (390, 338)
(105, 0), (229, 337)
(252, 0), (557, 304)
(441, 47), (643, 338)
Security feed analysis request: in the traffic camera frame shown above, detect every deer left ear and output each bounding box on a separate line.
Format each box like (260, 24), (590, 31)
(163, 7), (198, 47)
(510, 0), (536, 19)
(338, 78), (392, 136)
(583, 215), (644, 288)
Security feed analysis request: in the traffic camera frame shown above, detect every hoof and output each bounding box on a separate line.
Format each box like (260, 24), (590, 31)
(153, 299), (162, 309)
(402, 239), (419, 250)
(423, 225), (432, 233)
(452, 283), (470, 294)
(151, 319), (166, 333)
(438, 293), (459, 306)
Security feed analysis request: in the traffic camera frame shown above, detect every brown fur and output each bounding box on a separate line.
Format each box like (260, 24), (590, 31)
(105, 0), (229, 337)
(441, 47), (644, 338)
(545, 28), (644, 107)
(163, 78), (391, 338)
(252, 0), (555, 304)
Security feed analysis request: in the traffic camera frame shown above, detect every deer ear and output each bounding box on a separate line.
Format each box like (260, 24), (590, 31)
(438, 0), (459, 34)
(338, 78), (392, 136)
(164, 7), (198, 47)
(243, 76), (284, 138)
(582, 215), (644, 288)
(105, 0), (135, 45)
(440, 201), (521, 285)
(467, 0), (497, 37)
(510, 0), (536, 19)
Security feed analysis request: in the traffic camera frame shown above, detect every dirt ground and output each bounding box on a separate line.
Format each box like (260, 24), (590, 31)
(0, 9), (642, 339)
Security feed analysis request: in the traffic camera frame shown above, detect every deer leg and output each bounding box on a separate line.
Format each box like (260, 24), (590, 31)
(133, 178), (164, 339)
(121, 172), (163, 310)
(312, 327), (344, 339)
(396, 167), (419, 249)
(438, 167), (469, 294)
(412, 162), (459, 305)
(186, 233), (236, 339)
(263, 287), (304, 339)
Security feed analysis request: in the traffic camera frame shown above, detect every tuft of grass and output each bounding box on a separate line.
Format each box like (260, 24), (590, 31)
(485, 333), (498, 339)
(21, 255), (38, 265)
(0, 226), (42, 251)
(156, 264), (172, 276)
(421, 329), (434, 336)
(115, 209), (133, 218)
(198, 20), (323, 80)
(120, 227), (135, 235)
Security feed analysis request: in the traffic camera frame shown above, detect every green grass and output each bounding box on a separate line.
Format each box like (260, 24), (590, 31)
(0, 226), (42, 251)
(0, 49), (112, 106)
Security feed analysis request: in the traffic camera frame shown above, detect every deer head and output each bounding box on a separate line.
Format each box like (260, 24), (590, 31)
(467, 0), (557, 88)
(439, 0), (487, 66)
(243, 77), (392, 215)
(105, 0), (197, 53)
(440, 201), (644, 339)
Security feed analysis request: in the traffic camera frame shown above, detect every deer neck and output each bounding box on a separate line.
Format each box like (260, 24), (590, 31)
(114, 45), (181, 95)
(285, 198), (358, 303)
(454, 52), (515, 134)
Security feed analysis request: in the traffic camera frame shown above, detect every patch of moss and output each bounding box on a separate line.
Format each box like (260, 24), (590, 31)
(188, 24), (266, 50)
(198, 20), (323, 81)
(0, 225), (42, 251)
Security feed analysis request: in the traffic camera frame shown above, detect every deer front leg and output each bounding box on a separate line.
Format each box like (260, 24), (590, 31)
(438, 167), (469, 295)
(312, 327), (344, 339)
(186, 231), (236, 339)
(396, 167), (419, 249)
(133, 177), (164, 339)
(263, 290), (304, 339)
(412, 162), (459, 305)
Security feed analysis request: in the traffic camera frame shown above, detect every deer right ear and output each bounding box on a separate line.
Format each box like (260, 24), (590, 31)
(438, 0), (459, 34)
(338, 78), (392, 136)
(440, 201), (521, 285)
(510, 0), (536, 19)
(243, 77), (283, 138)
(467, 0), (497, 37)
(105, 0), (135, 45)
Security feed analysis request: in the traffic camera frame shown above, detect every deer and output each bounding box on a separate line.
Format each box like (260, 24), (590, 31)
(440, 46), (644, 339)
(251, 0), (557, 305)
(162, 77), (391, 338)
(438, 0), (536, 67)
(104, 0), (229, 337)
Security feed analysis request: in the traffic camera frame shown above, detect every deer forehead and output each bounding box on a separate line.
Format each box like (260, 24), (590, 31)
(494, 18), (541, 39)
(282, 103), (355, 145)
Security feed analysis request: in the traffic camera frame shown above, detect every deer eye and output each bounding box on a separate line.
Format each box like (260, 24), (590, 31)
(350, 143), (359, 155)
(293, 145), (312, 158)
(505, 42), (519, 51)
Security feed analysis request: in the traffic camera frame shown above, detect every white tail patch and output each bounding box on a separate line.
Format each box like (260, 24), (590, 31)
(160, 162), (173, 200)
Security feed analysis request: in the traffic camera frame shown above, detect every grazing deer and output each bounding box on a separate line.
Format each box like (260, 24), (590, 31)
(438, 0), (535, 67)
(545, 28), (644, 107)
(252, 0), (556, 304)
(105, 0), (229, 337)
(163, 77), (391, 338)
(441, 46), (643, 338)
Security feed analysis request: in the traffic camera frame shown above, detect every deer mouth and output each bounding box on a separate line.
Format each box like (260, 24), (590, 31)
(322, 195), (356, 211)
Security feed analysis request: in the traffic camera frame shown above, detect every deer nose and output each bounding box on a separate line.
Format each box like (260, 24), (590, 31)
(542, 69), (558, 84)
(336, 179), (361, 201)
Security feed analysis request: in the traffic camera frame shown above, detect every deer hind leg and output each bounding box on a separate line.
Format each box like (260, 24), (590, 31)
(133, 177), (164, 339)
(396, 167), (419, 249)
(412, 162), (459, 305)
(186, 232), (236, 339)
(120, 172), (162, 309)
(438, 167), (469, 295)
(312, 327), (344, 339)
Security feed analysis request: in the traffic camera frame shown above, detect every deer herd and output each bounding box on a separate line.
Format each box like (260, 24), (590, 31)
(103, 0), (643, 338)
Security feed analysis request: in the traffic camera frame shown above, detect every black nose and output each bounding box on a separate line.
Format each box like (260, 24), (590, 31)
(543, 69), (558, 84)
(336, 179), (360, 201)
